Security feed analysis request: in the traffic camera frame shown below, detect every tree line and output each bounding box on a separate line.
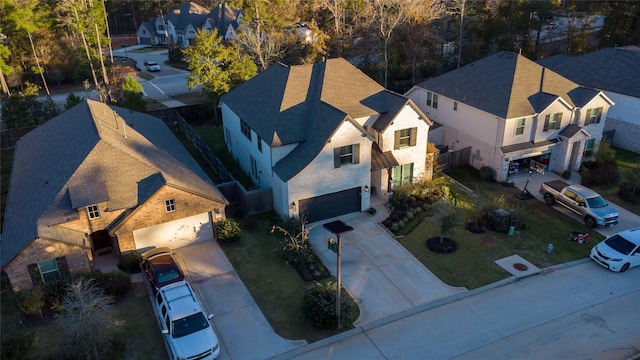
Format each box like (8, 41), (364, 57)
(1, 0), (638, 126)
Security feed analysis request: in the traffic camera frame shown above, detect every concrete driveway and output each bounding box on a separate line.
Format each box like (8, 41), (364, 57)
(174, 241), (307, 360)
(510, 170), (640, 237)
(307, 209), (467, 327)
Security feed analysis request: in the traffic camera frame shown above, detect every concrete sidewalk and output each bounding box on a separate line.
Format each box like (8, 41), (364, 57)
(274, 261), (640, 360)
(307, 211), (466, 327)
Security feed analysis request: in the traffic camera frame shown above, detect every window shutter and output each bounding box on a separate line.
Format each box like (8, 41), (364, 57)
(56, 257), (70, 279)
(394, 130), (400, 149)
(334, 148), (340, 168)
(27, 263), (43, 286)
(410, 127), (417, 147)
(353, 144), (360, 164)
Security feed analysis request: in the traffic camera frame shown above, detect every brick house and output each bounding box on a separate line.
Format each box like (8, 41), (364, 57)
(1, 100), (228, 291)
(220, 58), (432, 223)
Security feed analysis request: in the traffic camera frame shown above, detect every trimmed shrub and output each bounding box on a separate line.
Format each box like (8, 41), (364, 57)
(119, 250), (141, 273)
(561, 170), (572, 179)
(303, 281), (358, 329)
(15, 286), (45, 318)
(217, 219), (241, 243)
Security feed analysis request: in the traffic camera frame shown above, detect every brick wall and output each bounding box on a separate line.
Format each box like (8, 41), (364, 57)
(4, 239), (91, 291)
(114, 186), (226, 252)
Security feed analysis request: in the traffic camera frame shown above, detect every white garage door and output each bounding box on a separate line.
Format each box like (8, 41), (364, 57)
(133, 212), (213, 251)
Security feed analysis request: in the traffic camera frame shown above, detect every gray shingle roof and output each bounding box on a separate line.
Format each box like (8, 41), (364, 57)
(538, 46), (640, 98)
(220, 58), (419, 182)
(167, 2), (210, 31)
(414, 51), (583, 119)
(1, 100), (226, 267)
(207, 3), (240, 34)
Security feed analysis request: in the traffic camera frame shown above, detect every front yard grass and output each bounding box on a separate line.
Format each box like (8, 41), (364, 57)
(403, 166), (604, 290)
(220, 212), (348, 343)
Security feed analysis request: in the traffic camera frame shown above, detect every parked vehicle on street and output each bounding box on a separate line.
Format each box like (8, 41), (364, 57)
(590, 227), (640, 272)
(539, 180), (619, 228)
(145, 61), (161, 72)
(149, 280), (220, 360)
(140, 247), (185, 290)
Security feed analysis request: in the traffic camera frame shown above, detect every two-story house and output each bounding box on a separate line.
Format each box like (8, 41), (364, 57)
(220, 58), (432, 223)
(405, 51), (614, 181)
(1, 100), (228, 291)
(137, 2), (241, 47)
(538, 45), (640, 154)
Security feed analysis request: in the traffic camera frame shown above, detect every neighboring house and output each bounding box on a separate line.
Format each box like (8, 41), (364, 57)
(220, 58), (432, 223)
(405, 51), (614, 182)
(538, 45), (640, 154)
(137, 2), (242, 47)
(1, 100), (228, 291)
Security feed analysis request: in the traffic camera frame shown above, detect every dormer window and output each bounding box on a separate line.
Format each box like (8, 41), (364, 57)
(87, 204), (100, 220)
(543, 113), (562, 132)
(585, 107), (602, 125)
(165, 199), (176, 212)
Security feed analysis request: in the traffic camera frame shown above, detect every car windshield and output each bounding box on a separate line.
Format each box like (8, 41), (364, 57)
(172, 313), (210, 338)
(604, 234), (636, 255)
(156, 267), (182, 285)
(586, 196), (607, 208)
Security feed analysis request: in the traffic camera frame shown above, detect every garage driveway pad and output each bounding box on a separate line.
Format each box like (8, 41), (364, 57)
(176, 241), (307, 360)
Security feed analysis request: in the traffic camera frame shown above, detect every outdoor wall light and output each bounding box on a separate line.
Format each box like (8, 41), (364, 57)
(291, 202), (296, 209)
(364, 185), (369, 192)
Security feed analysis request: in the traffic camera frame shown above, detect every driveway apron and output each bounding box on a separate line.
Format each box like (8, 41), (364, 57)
(307, 212), (467, 326)
(175, 241), (307, 360)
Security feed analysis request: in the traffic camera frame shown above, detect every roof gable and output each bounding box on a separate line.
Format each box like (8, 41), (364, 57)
(415, 52), (584, 119)
(221, 58), (415, 181)
(1, 100), (227, 267)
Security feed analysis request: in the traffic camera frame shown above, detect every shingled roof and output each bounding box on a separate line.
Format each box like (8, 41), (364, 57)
(414, 51), (584, 119)
(537, 45), (640, 99)
(1, 100), (227, 267)
(220, 58), (427, 181)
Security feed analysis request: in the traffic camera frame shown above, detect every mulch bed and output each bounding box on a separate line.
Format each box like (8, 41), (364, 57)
(426, 237), (458, 254)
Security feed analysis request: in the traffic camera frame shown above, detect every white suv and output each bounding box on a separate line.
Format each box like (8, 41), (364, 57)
(151, 280), (220, 359)
(590, 227), (640, 272)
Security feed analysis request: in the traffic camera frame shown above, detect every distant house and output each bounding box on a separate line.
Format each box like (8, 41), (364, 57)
(405, 51), (614, 181)
(220, 58), (432, 223)
(538, 45), (640, 154)
(137, 2), (242, 47)
(1, 100), (228, 291)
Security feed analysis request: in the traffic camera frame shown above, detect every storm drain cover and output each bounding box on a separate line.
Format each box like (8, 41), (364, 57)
(513, 263), (529, 271)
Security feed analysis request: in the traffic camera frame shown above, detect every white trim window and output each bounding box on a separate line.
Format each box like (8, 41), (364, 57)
(334, 144), (360, 168)
(543, 113), (562, 132)
(165, 199), (176, 212)
(240, 119), (251, 140)
(583, 139), (595, 157)
(38, 259), (61, 284)
(515, 118), (525, 135)
(87, 204), (100, 220)
(585, 107), (602, 125)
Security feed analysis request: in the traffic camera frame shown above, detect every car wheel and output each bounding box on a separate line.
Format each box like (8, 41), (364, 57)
(544, 194), (555, 206)
(584, 216), (596, 228)
(620, 263), (630, 272)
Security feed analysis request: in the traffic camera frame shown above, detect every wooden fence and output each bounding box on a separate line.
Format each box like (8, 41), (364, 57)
(437, 146), (471, 171)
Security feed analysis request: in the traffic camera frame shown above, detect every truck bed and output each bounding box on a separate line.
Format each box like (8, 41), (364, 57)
(542, 180), (570, 192)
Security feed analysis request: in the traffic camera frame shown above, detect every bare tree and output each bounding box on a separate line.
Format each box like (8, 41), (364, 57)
(317, 0), (347, 56)
(56, 279), (116, 359)
(361, 0), (446, 87)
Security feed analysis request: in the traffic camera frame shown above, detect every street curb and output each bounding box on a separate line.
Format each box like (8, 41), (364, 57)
(269, 257), (593, 360)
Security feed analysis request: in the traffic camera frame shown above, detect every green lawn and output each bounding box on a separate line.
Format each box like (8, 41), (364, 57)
(398, 167), (600, 289)
(220, 213), (350, 343)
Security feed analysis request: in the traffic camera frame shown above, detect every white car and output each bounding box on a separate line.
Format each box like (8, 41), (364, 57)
(145, 61), (161, 72)
(590, 227), (640, 272)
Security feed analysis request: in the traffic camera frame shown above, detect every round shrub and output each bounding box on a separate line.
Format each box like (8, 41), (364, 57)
(217, 219), (241, 243)
(479, 166), (494, 181)
(303, 281), (358, 329)
(119, 251), (141, 273)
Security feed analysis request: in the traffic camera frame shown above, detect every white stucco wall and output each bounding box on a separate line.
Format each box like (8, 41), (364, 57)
(286, 120), (371, 218)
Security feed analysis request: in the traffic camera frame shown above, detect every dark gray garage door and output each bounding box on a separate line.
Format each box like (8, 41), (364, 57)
(299, 187), (361, 223)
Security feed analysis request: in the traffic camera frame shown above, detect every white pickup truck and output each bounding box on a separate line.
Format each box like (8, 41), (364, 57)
(539, 180), (619, 228)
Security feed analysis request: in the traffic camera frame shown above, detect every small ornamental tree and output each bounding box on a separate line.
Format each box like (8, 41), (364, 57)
(271, 215), (312, 265)
(432, 198), (462, 244)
